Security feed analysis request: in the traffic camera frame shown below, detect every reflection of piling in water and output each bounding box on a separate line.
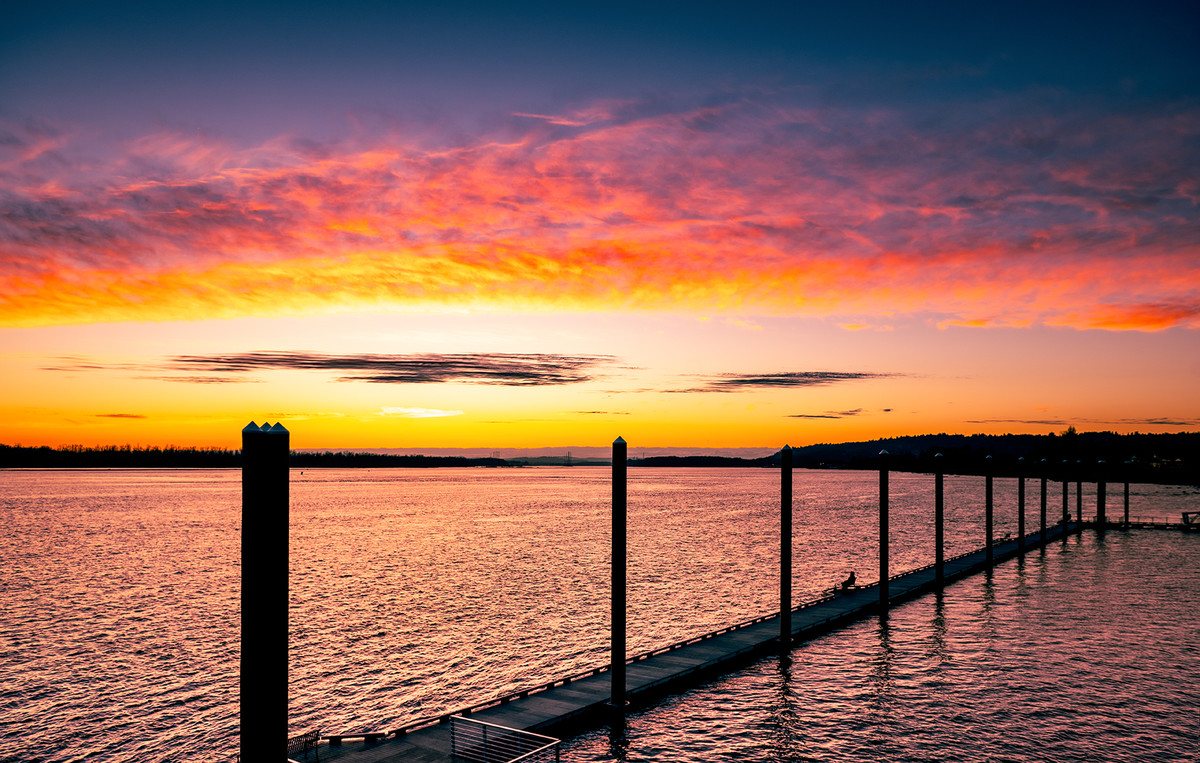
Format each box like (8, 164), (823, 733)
(985, 456), (994, 566)
(780, 445), (793, 648)
(1061, 461), (1070, 534)
(1124, 462), (1131, 528)
(935, 453), (945, 587)
(1017, 458), (1026, 553)
(610, 436), (627, 709)
(1039, 460), (1049, 545)
(1097, 461), (1108, 528)
(241, 421), (289, 763)
(1076, 469), (1083, 525)
(879, 451), (889, 613)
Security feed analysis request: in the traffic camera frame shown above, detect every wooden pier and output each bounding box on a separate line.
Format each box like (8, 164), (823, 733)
(311, 522), (1076, 763)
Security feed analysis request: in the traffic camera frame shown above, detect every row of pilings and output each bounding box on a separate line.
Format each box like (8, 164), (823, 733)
(239, 429), (1130, 757)
(604, 442), (1126, 707)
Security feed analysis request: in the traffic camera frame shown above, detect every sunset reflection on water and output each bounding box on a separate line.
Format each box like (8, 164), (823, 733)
(0, 469), (1196, 762)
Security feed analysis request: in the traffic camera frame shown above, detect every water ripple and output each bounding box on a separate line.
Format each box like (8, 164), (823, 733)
(1, 469), (1197, 762)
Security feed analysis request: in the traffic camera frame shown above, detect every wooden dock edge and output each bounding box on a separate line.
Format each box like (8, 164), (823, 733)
(315, 522), (1080, 760)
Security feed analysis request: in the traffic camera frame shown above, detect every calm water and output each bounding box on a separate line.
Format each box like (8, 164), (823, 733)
(0, 468), (1196, 762)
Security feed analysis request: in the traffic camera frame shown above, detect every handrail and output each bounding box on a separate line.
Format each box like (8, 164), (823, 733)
(286, 729), (319, 758)
(1082, 515), (1189, 526)
(450, 716), (560, 763)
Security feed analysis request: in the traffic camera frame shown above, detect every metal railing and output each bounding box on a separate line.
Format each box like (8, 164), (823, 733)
(286, 729), (319, 761)
(450, 716), (560, 763)
(1083, 514), (1191, 527)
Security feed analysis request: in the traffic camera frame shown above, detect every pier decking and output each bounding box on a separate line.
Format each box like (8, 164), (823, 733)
(312, 522), (1076, 763)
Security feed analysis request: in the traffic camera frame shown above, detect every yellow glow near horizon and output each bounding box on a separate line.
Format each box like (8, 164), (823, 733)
(2, 101), (1197, 449)
(2, 311), (1196, 449)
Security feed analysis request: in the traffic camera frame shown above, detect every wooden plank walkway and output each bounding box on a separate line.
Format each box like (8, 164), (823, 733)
(311, 522), (1077, 763)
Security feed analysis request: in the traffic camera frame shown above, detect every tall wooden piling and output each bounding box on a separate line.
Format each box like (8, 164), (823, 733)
(780, 445), (793, 648)
(1061, 461), (1070, 531)
(984, 456), (994, 566)
(1039, 460), (1048, 545)
(1123, 461), (1131, 528)
(241, 421), (289, 763)
(610, 436), (627, 708)
(1076, 471), (1083, 525)
(1097, 460), (1107, 528)
(879, 451), (889, 613)
(1016, 458), (1026, 553)
(935, 453), (945, 587)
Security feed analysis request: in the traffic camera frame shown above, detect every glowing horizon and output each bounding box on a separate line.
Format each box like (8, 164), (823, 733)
(2, 4), (1197, 450)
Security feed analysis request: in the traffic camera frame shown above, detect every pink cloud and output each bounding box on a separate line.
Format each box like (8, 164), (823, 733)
(1, 94), (1197, 329)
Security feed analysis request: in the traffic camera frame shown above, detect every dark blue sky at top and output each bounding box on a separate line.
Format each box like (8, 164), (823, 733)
(2, 1), (1197, 144)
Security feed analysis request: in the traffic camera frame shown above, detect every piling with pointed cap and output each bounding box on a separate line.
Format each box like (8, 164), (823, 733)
(935, 453), (945, 586)
(984, 456), (994, 565)
(610, 436), (627, 708)
(240, 421), (289, 763)
(780, 445), (793, 649)
(878, 450), (889, 613)
(1039, 459), (1048, 545)
(1017, 457), (1026, 553)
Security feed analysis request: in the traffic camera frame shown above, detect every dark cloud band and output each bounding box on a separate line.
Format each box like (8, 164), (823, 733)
(674, 371), (897, 393)
(789, 408), (865, 419)
(166, 351), (613, 385)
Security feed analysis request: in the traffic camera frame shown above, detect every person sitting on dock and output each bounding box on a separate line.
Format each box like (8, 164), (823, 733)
(841, 570), (857, 591)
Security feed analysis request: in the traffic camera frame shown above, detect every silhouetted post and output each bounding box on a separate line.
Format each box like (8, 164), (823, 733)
(780, 445), (792, 648)
(1061, 461), (1070, 530)
(1076, 463), (1083, 525)
(935, 453), (945, 587)
(1039, 459), (1048, 545)
(611, 436), (627, 708)
(1097, 460), (1107, 529)
(984, 456), (994, 565)
(241, 421), (289, 763)
(1123, 461), (1131, 528)
(1017, 458), (1026, 552)
(879, 451), (889, 613)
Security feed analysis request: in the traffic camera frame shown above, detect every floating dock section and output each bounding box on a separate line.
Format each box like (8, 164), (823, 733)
(314, 523), (1075, 763)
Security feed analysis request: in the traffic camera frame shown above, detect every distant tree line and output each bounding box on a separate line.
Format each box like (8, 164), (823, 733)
(3, 431), (1196, 484)
(0, 443), (241, 468)
(768, 430), (1200, 485)
(290, 451), (509, 468)
(632, 455), (775, 468)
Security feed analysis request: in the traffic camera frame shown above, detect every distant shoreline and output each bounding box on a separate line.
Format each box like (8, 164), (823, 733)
(3, 430), (1197, 485)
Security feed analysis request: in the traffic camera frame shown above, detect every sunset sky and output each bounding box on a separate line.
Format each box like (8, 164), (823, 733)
(2, 1), (1198, 452)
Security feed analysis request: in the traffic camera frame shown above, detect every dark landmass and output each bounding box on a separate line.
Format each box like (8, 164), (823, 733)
(0, 444), (242, 469)
(632, 455), (773, 468)
(632, 431), (1200, 485)
(291, 451), (510, 468)
(2, 430), (1196, 484)
(0, 444), (508, 469)
(773, 430), (1200, 485)
(506, 455), (610, 467)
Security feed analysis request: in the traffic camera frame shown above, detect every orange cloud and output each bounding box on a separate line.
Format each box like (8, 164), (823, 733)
(2, 96), (1198, 329)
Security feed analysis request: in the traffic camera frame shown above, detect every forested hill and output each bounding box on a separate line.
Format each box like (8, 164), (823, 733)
(2, 431), (1196, 484)
(0, 444), (507, 469)
(631, 431), (1198, 485)
(776, 431), (1200, 484)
